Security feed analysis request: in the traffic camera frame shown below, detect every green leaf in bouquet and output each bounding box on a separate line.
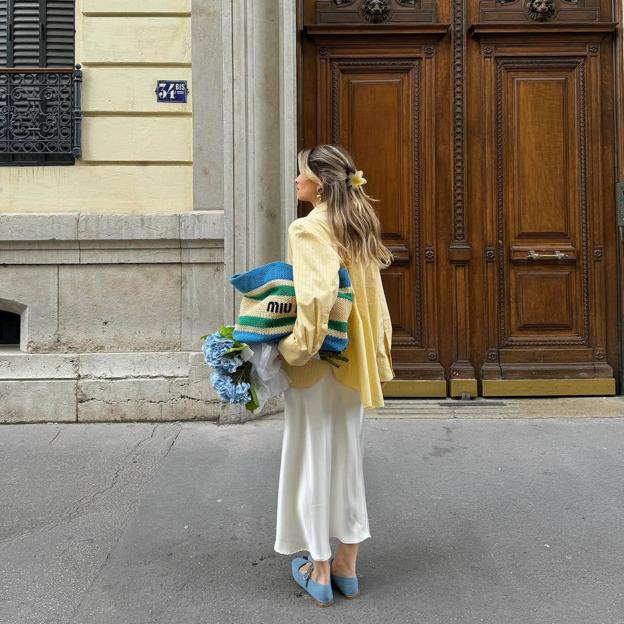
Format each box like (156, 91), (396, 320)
(245, 383), (260, 412)
(320, 355), (341, 368)
(327, 352), (349, 363)
(224, 344), (248, 355)
(219, 324), (235, 339)
(318, 349), (349, 368)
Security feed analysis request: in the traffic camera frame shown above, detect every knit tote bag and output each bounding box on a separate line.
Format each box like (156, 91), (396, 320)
(228, 260), (353, 352)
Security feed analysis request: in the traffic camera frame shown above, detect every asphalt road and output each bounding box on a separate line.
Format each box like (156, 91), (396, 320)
(1, 413), (623, 623)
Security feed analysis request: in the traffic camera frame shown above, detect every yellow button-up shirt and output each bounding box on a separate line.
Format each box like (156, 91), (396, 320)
(277, 201), (395, 409)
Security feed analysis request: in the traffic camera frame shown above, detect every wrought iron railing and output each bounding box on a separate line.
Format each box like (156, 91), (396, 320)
(0, 63), (82, 164)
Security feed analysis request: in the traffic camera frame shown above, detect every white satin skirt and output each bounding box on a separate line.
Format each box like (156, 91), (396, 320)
(273, 365), (371, 562)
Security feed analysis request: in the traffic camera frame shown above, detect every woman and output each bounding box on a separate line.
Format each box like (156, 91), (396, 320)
(274, 144), (395, 607)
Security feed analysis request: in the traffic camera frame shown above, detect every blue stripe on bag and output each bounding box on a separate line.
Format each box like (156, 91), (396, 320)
(233, 330), (292, 344)
(337, 267), (351, 288)
(229, 261), (293, 293)
(322, 334), (349, 352)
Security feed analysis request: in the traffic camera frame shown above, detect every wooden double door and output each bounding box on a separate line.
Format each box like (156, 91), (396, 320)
(298, 0), (621, 397)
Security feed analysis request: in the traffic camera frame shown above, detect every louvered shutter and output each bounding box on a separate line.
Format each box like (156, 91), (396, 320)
(11, 0), (40, 66)
(44, 0), (74, 66)
(0, 1), (7, 66)
(0, 0), (74, 67)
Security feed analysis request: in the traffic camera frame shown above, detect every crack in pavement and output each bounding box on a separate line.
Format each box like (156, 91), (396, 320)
(0, 423), (176, 546)
(48, 428), (62, 445)
(63, 424), (162, 522)
(67, 422), (184, 624)
(163, 426), (182, 458)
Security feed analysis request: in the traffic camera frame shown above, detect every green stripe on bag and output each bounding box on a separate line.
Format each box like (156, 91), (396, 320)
(328, 319), (348, 332)
(237, 315), (296, 328)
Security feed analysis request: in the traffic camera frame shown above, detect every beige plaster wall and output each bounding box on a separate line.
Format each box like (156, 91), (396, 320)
(0, 0), (193, 213)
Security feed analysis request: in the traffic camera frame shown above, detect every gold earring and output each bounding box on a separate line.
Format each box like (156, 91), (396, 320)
(315, 187), (323, 202)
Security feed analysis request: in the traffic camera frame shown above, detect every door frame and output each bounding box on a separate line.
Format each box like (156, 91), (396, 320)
(614, 0), (624, 394)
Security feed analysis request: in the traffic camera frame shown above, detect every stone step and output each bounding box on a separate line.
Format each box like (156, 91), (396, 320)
(370, 396), (624, 418)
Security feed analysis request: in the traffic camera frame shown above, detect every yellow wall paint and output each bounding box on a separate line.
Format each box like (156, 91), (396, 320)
(81, 117), (192, 162)
(82, 0), (191, 14)
(0, 166), (192, 213)
(2, 1), (193, 214)
(79, 17), (191, 65)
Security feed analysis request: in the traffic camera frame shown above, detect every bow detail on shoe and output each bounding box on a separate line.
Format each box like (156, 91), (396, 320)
(302, 558), (314, 587)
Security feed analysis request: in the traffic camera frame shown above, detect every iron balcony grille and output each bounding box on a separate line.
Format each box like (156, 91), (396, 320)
(0, 63), (81, 165)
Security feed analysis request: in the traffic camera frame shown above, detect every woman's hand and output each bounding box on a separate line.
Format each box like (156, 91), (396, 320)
(381, 381), (387, 389)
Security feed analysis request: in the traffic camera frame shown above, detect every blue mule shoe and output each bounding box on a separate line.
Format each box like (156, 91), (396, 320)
(329, 556), (360, 599)
(291, 555), (334, 607)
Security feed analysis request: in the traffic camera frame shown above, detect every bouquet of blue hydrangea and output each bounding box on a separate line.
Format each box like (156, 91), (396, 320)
(201, 325), (257, 411)
(201, 324), (290, 414)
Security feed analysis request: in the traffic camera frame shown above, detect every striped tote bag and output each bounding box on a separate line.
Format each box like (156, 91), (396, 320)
(228, 261), (353, 352)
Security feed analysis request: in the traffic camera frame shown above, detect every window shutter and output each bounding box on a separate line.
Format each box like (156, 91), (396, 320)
(44, 0), (74, 66)
(0, 1), (7, 66)
(0, 0), (74, 68)
(11, 0), (40, 66)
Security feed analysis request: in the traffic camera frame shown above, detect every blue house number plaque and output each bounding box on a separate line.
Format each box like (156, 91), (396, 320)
(155, 80), (188, 103)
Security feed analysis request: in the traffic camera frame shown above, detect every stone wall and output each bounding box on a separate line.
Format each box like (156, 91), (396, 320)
(0, 212), (282, 423)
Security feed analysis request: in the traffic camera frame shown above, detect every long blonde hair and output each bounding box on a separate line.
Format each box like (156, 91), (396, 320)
(298, 144), (394, 269)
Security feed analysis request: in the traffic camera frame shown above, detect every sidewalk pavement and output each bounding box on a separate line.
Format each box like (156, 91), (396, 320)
(1, 400), (624, 624)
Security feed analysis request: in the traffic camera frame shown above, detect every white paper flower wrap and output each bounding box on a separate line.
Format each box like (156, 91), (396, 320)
(245, 343), (291, 413)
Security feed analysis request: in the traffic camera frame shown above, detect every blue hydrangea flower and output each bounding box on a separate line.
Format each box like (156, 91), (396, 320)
(233, 380), (251, 403)
(210, 370), (251, 404)
(202, 331), (236, 367)
(218, 354), (244, 373)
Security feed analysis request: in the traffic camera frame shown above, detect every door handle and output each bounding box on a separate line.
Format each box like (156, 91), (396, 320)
(527, 250), (568, 260)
